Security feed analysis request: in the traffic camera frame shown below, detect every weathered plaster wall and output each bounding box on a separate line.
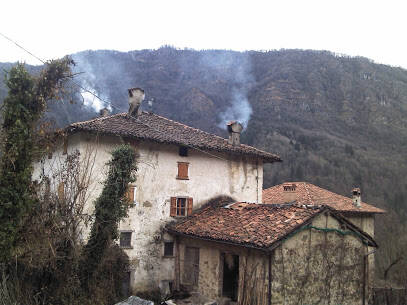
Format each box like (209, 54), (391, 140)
(346, 214), (375, 237)
(272, 213), (367, 305)
(34, 132), (264, 293)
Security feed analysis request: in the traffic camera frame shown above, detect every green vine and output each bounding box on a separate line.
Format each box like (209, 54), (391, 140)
(80, 144), (136, 291)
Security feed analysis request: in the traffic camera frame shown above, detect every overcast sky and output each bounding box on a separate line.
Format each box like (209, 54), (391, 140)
(1, 0), (406, 68)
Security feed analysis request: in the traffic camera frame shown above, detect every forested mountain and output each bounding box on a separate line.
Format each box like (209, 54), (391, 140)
(1, 47), (407, 226)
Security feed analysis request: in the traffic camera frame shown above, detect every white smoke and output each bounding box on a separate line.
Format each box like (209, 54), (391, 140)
(219, 89), (253, 127)
(80, 87), (105, 113)
(198, 51), (254, 128)
(72, 52), (112, 113)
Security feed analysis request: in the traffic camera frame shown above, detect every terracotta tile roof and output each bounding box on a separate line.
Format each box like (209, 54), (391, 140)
(66, 112), (281, 163)
(263, 182), (385, 214)
(167, 203), (324, 250)
(167, 202), (377, 249)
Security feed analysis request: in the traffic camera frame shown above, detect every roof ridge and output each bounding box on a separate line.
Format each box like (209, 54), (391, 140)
(303, 182), (313, 204)
(70, 111), (280, 158)
(65, 111), (281, 163)
(69, 112), (127, 127)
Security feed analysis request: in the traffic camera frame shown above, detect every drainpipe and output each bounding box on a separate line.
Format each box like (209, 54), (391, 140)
(362, 249), (376, 305)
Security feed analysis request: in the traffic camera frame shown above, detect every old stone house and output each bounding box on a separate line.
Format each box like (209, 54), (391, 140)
(262, 182), (385, 238)
(166, 200), (378, 305)
(33, 90), (383, 304)
(33, 107), (281, 294)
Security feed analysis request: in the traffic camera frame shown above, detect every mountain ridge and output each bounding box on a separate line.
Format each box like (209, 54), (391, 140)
(1, 47), (406, 215)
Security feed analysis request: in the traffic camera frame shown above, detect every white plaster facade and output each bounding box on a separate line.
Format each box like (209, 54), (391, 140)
(33, 130), (264, 293)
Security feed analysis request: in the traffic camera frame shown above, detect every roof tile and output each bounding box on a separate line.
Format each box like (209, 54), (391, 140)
(66, 112), (281, 163)
(167, 202), (323, 249)
(263, 182), (385, 214)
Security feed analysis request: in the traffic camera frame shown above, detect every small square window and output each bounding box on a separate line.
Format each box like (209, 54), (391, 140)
(120, 232), (132, 248)
(179, 146), (188, 157)
(164, 242), (174, 257)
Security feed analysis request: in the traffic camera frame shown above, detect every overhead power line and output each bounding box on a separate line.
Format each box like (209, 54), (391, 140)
(0, 31), (124, 112)
(0, 32), (46, 64)
(0, 32), (232, 162)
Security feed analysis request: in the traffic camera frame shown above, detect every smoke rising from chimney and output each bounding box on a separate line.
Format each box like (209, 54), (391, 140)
(71, 48), (255, 127)
(198, 51), (254, 128)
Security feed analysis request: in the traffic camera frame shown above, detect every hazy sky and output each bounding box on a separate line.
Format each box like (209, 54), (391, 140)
(1, 0), (406, 68)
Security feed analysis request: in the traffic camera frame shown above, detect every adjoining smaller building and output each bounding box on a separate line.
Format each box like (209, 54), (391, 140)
(166, 199), (377, 305)
(263, 182), (385, 237)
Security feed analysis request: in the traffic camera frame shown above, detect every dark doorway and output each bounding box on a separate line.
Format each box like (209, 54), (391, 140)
(222, 254), (239, 301)
(183, 247), (200, 287)
(121, 271), (131, 297)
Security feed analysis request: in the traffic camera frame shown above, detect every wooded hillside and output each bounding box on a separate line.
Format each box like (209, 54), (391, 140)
(1, 47), (406, 251)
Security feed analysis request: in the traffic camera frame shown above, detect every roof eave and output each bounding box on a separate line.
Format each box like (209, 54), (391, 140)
(165, 228), (270, 253)
(65, 126), (282, 163)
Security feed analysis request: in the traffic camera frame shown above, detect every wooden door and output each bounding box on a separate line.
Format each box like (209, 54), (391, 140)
(183, 247), (200, 287)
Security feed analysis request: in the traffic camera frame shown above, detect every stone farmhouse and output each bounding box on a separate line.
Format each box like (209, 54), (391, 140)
(263, 182), (385, 238)
(33, 91), (383, 305)
(33, 103), (280, 294)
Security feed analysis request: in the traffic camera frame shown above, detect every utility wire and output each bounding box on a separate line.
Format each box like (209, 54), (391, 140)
(0, 32), (233, 162)
(0, 31), (120, 112)
(0, 32), (46, 64)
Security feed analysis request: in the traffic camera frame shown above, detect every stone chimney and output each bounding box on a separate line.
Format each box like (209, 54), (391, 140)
(128, 88), (145, 117)
(282, 183), (297, 203)
(352, 188), (361, 208)
(227, 121), (243, 146)
(99, 108), (110, 117)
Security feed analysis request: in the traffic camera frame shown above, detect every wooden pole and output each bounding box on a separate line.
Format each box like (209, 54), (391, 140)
(268, 252), (272, 305)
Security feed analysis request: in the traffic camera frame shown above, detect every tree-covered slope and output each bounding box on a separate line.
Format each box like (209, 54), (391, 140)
(1, 47), (406, 215)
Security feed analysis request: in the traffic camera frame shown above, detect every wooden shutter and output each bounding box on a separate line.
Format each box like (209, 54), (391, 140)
(58, 182), (65, 200)
(177, 162), (189, 179)
(170, 197), (177, 216)
(187, 197), (193, 216)
(127, 187), (135, 203)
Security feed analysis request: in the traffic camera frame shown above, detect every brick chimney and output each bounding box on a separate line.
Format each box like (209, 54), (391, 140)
(352, 188), (361, 208)
(227, 121), (243, 146)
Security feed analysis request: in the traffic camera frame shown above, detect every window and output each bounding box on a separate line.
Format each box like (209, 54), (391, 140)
(164, 242), (174, 257)
(120, 231), (132, 248)
(176, 198), (186, 216)
(179, 146), (188, 157)
(177, 162), (189, 180)
(126, 186), (137, 206)
(170, 197), (193, 217)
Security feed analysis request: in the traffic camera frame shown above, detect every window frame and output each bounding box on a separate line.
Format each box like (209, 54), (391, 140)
(176, 197), (187, 216)
(119, 231), (133, 249)
(170, 197), (193, 217)
(163, 241), (175, 257)
(126, 185), (138, 207)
